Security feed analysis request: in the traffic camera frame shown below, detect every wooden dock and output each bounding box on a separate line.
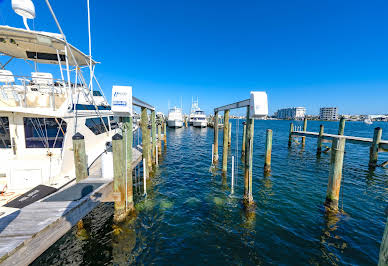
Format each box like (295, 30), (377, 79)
(0, 148), (142, 266)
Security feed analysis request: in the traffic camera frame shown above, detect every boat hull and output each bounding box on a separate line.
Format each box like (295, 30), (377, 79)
(167, 120), (183, 128)
(193, 121), (207, 128)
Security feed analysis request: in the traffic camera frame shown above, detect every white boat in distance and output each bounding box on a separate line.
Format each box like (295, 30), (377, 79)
(167, 107), (183, 128)
(192, 110), (207, 128)
(364, 117), (373, 125)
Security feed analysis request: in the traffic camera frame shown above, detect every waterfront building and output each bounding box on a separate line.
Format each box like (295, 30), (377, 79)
(319, 107), (338, 120)
(276, 107), (306, 120)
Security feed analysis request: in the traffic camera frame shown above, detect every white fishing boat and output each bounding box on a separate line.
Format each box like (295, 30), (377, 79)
(167, 107), (183, 128)
(189, 97), (200, 125)
(363, 116), (373, 125)
(192, 110), (207, 128)
(0, 0), (120, 202)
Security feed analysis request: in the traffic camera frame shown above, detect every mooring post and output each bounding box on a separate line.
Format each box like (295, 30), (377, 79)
(228, 122), (232, 147)
(264, 129), (273, 173)
(288, 122), (294, 147)
(72, 132), (87, 182)
(185, 116), (188, 127)
(338, 117), (346, 135)
(214, 111), (219, 163)
(151, 110), (156, 164)
(122, 116), (133, 210)
(112, 133), (132, 222)
(241, 122), (246, 160)
(317, 124), (324, 154)
(158, 124), (162, 155)
(244, 107), (254, 205)
(141, 107), (150, 177)
(163, 120), (167, 147)
(222, 109), (230, 176)
(378, 207), (388, 266)
(324, 137), (346, 211)
(369, 127), (382, 168)
(301, 117), (307, 147)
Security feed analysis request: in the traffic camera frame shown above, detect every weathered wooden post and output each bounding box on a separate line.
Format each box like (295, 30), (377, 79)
(163, 121), (167, 147)
(338, 117), (346, 135)
(141, 107), (150, 177)
(72, 132), (87, 182)
(241, 122), (246, 159)
(185, 117), (188, 127)
(288, 122), (294, 147)
(151, 110), (156, 164)
(369, 127), (382, 168)
(378, 207), (388, 266)
(122, 117), (134, 208)
(301, 117), (307, 147)
(213, 111), (219, 163)
(243, 107), (254, 206)
(264, 129), (272, 173)
(324, 137), (346, 211)
(158, 124), (162, 156)
(112, 133), (133, 222)
(222, 109), (230, 176)
(317, 124), (324, 154)
(228, 122), (232, 146)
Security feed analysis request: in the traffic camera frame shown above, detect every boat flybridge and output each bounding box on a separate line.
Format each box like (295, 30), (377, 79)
(189, 97), (200, 125)
(192, 110), (207, 128)
(0, 0), (120, 200)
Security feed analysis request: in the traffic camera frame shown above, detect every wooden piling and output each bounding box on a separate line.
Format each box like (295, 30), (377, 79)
(228, 122), (232, 146)
(241, 122), (246, 159)
(213, 111), (219, 163)
(141, 107), (150, 177)
(222, 109), (230, 175)
(301, 117), (307, 147)
(317, 124), (324, 154)
(158, 124), (162, 155)
(243, 107), (254, 205)
(264, 129), (272, 173)
(151, 110), (156, 165)
(163, 121), (167, 146)
(185, 117), (188, 127)
(72, 132), (88, 182)
(324, 137), (346, 211)
(369, 127), (382, 168)
(288, 122), (294, 147)
(338, 117), (346, 135)
(112, 133), (132, 222)
(122, 116), (134, 211)
(379, 208), (388, 266)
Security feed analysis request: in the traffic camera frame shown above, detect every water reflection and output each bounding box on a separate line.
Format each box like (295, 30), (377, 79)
(112, 216), (137, 265)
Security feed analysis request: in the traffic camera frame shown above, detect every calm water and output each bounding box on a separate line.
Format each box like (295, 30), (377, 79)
(33, 120), (388, 265)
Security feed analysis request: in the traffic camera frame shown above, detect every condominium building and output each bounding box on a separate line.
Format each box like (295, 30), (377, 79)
(276, 107), (306, 120)
(319, 107), (338, 120)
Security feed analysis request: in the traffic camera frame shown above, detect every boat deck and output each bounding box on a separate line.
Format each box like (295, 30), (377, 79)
(0, 148), (142, 265)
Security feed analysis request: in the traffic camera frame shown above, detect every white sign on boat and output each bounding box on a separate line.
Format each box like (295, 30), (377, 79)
(250, 91), (268, 118)
(111, 86), (133, 115)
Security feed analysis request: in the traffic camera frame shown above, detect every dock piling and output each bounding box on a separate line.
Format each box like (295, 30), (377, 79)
(241, 122), (246, 160)
(324, 137), (346, 211)
(264, 129), (273, 173)
(163, 121), (167, 147)
(151, 110), (156, 164)
(228, 123), (232, 147)
(317, 124), (324, 154)
(141, 107), (150, 177)
(369, 127), (382, 169)
(378, 207), (388, 266)
(222, 109), (230, 176)
(288, 122), (294, 147)
(158, 124), (162, 155)
(213, 111), (219, 163)
(72, 132), (88, 182)
(338, 117), (346, 135)
(301, 117), (307, 147)
(243, 107), (254, 206)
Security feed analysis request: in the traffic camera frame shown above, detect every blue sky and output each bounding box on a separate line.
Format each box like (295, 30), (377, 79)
(0, 0), (387, 115)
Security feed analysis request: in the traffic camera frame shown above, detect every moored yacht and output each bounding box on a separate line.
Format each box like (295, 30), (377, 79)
(167, 107), (183, 128)
(192, 110), (207, 128)
(0, 0), (120, 200)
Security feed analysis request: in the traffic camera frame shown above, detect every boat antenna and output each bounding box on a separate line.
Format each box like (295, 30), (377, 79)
(87, 0), (93, 92)
(12, 0), (36, 31)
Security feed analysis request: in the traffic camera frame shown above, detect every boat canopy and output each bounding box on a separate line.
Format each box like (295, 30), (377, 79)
(0, 26), (96, 66)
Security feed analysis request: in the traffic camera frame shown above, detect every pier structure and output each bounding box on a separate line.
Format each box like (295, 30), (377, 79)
(288, 119), (388, 211)
(213, 92), (268, 207)
(0, 96), (162, 265)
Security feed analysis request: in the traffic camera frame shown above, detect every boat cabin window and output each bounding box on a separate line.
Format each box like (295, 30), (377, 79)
(109, 116), (119, 130)
(85, 117), (109, 135)
(0, 117), (11, 148)
(93, 91), (102, 96)
(26, 51), (66, 62)
(24, 118), (67, 148)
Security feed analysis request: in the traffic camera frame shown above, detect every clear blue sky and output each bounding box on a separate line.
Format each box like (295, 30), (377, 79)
(1, 0), (387, 115)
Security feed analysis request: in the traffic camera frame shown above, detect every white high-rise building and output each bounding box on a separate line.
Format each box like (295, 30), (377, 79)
(319, 107), (338, 120)
(276, 107), (306, 119)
